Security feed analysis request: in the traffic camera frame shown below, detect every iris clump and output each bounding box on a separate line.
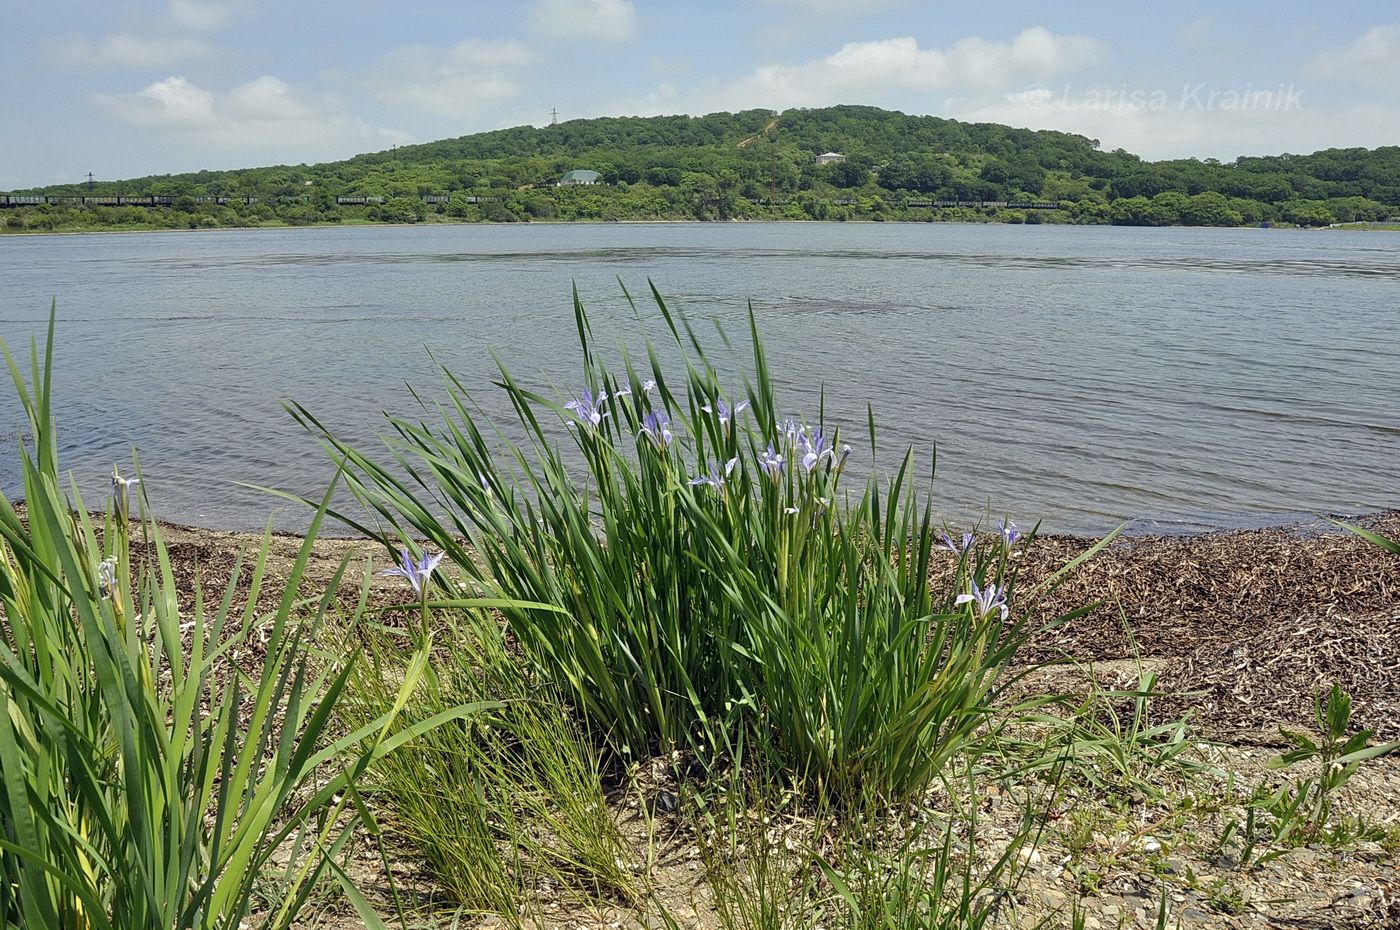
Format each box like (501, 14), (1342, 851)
(298, 285), (1101, 804)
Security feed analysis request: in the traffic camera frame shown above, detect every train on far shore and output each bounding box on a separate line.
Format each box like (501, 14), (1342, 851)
(0, 195), (266, 207)
(0, 194), (465, 208)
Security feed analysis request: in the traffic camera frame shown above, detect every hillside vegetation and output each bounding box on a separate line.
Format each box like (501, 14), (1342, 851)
(6, 105), (1400, 231)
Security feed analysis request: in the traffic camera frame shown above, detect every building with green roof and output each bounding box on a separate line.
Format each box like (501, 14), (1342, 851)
(556, 169), (602, 187)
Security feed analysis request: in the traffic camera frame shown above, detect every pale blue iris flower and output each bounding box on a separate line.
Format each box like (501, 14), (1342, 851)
(758, 444), (785, 476)
(380, 548), (446, 595)
(690, 457), (739, 489)
(702, 397), (749, 428)
(955, 579), (1008, 621)
(564, 388), (611, 428)
(998, 518), (1020, 547)
(799, 428), (834, 473)
(639, 410), (674, 448)
(940, 532), (974, 556)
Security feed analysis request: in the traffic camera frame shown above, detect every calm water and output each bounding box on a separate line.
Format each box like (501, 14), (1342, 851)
(0, 222), (1395, 535)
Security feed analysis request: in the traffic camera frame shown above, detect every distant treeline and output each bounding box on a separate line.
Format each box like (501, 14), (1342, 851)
(5, 105), (1398, 231)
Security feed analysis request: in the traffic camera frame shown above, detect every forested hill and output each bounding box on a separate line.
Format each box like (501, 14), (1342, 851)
(7, 105), (1400, 230)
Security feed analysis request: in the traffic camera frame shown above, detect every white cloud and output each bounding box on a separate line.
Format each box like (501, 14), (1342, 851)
(1177, 15), (1213, 44)
(44, 32), (221, 71)
(954, 82), (1400, 160)
(93, 75), (408, 159)
(1308, 24), (1400, 87)
(166, 0), (242, 32)
(99, 75), (216, 129)
(362, 39), (533, 119)
(649, 55), (691, 78)
(640, 27), (1104, 114)
(763, 0), (908, 13)
(529, 0), (637, 43)
(43, 1), (242, 73)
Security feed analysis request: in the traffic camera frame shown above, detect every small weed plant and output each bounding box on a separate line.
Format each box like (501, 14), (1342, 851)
(1219, 683), (1399, 868)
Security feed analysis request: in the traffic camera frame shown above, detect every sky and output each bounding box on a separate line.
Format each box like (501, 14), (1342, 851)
(1, 0), (1398, 187)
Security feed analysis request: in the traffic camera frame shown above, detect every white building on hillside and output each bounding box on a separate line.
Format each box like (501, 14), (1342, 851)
(556, 169), (602, 186)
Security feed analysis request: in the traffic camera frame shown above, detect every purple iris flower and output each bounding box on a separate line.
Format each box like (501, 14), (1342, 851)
(642, 379), (658, 394)
(639, 410), (674, 448)
(379, 548), (446, 595)
(940, 532), (974, 557)
(564, 388), (610, 428)
(798, 428), (834, 473)
(689, 457), (739, 489)
(758, 443), (785, 476)
(998, 518), (1020, 547)
(702, 397), (749, 428)
(779, 418), (804, 445)
(955, 579), (1008, 621)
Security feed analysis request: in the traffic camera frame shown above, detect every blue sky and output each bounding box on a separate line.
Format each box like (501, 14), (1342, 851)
(2, 0), (1397, 187)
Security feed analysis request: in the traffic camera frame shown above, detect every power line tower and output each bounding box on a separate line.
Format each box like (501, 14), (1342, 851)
(550, 107), (558, 126)
(86, 172), (95, 190)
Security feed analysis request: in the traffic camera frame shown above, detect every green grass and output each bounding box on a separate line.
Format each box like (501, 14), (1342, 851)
(688, 758), (1063, 930)
(0, 312), (489, 930)
(342, 608), (637, 926)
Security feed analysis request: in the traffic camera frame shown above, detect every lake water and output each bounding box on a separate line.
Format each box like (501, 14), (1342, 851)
(0, 222), (1395, 536)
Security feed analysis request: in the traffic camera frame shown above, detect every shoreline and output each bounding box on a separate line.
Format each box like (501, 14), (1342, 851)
(147, 507), (1400, 744)
(4, 216), (1387, 239)
(136, 505), (1398, 543)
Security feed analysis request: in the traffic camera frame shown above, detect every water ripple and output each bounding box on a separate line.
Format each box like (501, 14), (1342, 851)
(2, 222), (1396, 534)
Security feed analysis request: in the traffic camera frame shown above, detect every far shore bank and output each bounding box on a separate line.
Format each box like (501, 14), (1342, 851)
(3, 216), (1388, 239)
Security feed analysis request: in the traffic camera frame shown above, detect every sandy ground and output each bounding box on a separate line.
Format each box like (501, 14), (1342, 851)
(148, 510), (1400, 746)
(139, 510), (1400, 929)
